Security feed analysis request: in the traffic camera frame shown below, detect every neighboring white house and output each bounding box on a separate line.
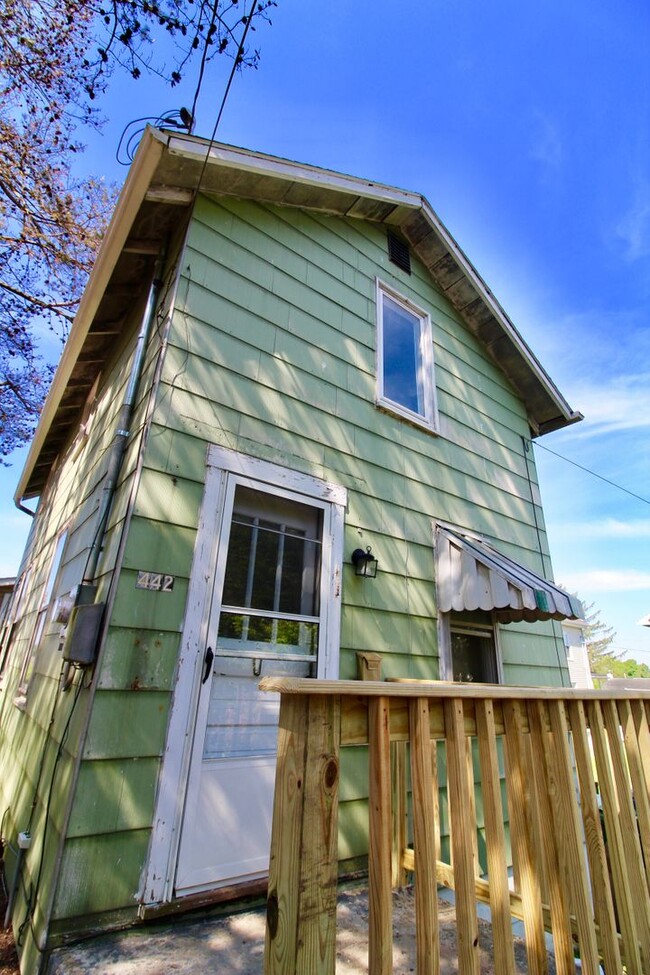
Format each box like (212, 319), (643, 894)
(562, 618), (593, 689)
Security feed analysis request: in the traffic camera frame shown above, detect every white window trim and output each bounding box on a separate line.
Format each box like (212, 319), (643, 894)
(142, 447), (347, 907)
(16, 529), (69, 695)
(375, 278), (439, 432)
(438, 612), (504, 684)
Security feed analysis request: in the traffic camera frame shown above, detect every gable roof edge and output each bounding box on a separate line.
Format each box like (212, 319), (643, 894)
(415, 199), (582, 433)
(14, 128), (166, 504)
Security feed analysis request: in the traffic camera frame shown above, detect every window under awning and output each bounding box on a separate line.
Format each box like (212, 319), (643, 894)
(435, 525), (583, 624)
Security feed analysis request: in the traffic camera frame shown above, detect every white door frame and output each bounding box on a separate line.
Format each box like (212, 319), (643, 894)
(141, 445), (347, 907)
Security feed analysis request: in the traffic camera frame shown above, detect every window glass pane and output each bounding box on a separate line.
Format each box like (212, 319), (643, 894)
(382, 294), (424, 415)
(451, 629), (497, 683)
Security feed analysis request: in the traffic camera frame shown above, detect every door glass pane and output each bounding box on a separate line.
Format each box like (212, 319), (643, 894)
(218, 486), (322, 656)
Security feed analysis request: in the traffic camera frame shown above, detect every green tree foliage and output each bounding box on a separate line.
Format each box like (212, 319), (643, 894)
(0, 0), (275, 460)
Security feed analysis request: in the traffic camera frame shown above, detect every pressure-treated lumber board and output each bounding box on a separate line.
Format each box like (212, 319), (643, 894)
(368, 696), (393, 975)
(617, 699), (650, 889)
(502, 699), (547, 975)
(444, 696), (480, 975)
(261, 676), (650, 701)
(475, 698), (516, 975)
(464, 735), (480, 876)
(295, 696), (342, 973)
(265, 694), (309, 975)
(409, 697), (440, 975)
(601, 699), (650, 971)
(546, 700), (600, 975)
(566, 700), (622, 975)
(526, 701), (575, 974)
(587, 700), (643, 975)
(391, 740), (408, 887)
(264, 693), (341, 975)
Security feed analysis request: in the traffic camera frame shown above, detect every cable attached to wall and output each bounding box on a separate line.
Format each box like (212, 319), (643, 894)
(16, 675), (85, 947)
(522, 436), (568, 685)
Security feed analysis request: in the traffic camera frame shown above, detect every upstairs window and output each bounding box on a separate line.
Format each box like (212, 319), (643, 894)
(376, 281), (438, 431)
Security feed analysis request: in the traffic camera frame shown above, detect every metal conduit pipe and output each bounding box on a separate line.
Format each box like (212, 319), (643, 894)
(83, 253), (165, 586)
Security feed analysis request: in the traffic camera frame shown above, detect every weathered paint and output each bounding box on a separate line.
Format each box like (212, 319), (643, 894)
(0, 185), (569, 961)
(0, 248), (183, 968)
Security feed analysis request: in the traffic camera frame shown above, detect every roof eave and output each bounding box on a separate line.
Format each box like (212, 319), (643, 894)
(14, 128), (167, 504)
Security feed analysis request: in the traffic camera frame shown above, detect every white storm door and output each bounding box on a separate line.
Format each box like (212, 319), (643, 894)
(175, 471), (341, 895)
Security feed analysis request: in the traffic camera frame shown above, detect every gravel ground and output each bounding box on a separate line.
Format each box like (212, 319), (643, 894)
(45, 886), (560, 975)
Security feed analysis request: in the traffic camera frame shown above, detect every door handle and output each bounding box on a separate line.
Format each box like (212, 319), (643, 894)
(202, 646), (214, 685)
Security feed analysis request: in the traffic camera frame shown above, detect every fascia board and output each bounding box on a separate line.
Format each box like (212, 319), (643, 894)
(418, 198), (582, 427)
(163, 134), (422, 209)
(14, 128), (166, 504)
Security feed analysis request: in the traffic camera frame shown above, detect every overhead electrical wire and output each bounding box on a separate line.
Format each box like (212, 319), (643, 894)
(191, 0), (260, 199)
(532, 439), (650, 507)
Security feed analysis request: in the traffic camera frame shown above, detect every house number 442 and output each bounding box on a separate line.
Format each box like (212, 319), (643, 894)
(136, 571), (175, 592)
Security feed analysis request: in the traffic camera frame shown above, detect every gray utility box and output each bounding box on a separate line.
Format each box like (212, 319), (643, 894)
(61, 602), (105, 667)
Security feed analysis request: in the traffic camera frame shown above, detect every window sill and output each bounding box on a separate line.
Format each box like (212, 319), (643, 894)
(376, 400), (440, 436)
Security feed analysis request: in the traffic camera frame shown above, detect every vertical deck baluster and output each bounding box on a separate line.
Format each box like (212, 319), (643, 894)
(601, 699), (650, 970)
(567, 700), (621, 975)
(464, 733), (480, 877)
(445, 696), (480, 975)
(475, 698), (516, 975)
(546, 700), (600, 975)
(392, 740), (408, 887)
(502, 699), (548, 975)
(587, 699), (643, 975)
(630, 699), (650, 785)
(526, 700), (574, 975)
(368, 695), (393, 975)
(409, 696), (439, 975)
(617, 699), (650, 888)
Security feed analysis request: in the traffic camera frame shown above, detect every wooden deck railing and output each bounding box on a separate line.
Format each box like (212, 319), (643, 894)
(260, 678), (650, 975)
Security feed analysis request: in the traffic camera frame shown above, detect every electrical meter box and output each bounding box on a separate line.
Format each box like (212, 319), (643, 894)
(61, 602), (105, 667)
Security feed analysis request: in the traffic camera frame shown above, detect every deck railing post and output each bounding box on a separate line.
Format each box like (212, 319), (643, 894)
(264, 692), (341, 975)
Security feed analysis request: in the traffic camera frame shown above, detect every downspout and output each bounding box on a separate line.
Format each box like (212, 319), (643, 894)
(84, 253), (166, 585)
(15, 501), (36, 518)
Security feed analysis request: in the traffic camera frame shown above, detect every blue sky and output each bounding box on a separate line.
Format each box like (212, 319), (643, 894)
(2, 0), (649, 659)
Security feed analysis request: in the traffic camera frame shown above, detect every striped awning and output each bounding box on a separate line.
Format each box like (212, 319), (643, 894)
(435, 526), (583, 624)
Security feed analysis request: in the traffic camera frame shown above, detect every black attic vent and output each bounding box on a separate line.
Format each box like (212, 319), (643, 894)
(387, 232), (411, 274)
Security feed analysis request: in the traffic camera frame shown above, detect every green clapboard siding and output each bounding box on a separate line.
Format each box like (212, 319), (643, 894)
(52, 829), (151, 919)
(0, 187), (571, 940)
(67, 757), (159, 837)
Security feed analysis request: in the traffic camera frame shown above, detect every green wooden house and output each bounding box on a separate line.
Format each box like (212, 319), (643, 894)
(0, 128), (583, 973)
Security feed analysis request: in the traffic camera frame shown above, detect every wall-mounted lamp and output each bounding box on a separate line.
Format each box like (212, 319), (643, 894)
(351, 546), (378, 578)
